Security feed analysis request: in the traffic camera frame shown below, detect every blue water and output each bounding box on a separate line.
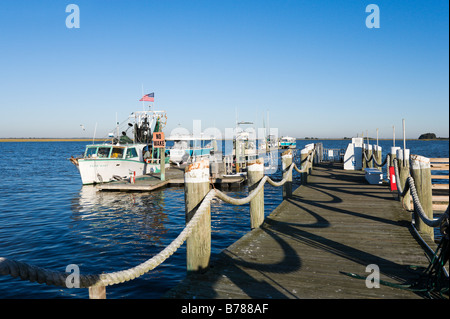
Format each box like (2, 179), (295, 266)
(0, 139), (448, 298)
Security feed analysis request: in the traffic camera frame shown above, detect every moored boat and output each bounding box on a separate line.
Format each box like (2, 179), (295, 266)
(279, 136), (296, 149)
(166, 133), (216, 165)
(70, 107), (169, 185)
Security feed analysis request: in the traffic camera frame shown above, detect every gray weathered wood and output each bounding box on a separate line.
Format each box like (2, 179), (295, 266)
(89, 286), (106, 299)
(300, 148), (309, 184)
(374, 145), (382, 171)
(282, 150), (293, 199)
(248, 159), (264, 229)
(410, 155), (434, 241)
(367, 145), (373, 168)
(397, 149), (411, 210)
(184, 159), (211, 273)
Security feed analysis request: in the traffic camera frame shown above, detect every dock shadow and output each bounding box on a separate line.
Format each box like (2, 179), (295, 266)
(165, 225), (303, 299)
(165, 214), (431, 299)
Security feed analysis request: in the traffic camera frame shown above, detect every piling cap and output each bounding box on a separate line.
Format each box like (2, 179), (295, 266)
(410, 154), (430, 169)
(185, 159), (210, 183)
(185, 159), (209, 172)
(247, 159), (264, 171)
(282, 149), (293, 157)
(300, 148), (309, 154)
(396, 149), (410, 160)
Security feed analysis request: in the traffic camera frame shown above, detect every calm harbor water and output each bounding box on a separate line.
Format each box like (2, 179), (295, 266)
(0, 139), (448, 299)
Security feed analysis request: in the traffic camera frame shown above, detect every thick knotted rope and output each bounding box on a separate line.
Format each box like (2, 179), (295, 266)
(364, 150), (389, 168)
(393, 159), (449, 228)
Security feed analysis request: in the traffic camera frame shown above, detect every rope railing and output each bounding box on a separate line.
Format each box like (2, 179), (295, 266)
(213, 160), (308, 205)
(0, 148), (314, 297)
(350, 146), (449, 295)
(362, 147), (448, 230)
(392, 158), (449, 229)
(363, 149), (390, 168)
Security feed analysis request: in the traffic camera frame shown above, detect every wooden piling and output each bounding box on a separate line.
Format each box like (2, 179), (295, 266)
(410, 155), (434, 241)
(184, 159), (211, 273)
(247, 159), (264, 229)
(390, 146), (400, 166)
(160, 147), (166, 181)
(89, 286), (106, 299)
(300, 149), (309, 184)
(367, 145), (373, 168)
(374, 145), (382, 171)
(362, 144), (367, 170)
(305, 144), (314, 173)
(282, 150), (293, 199)
(396, 149), (411, 210)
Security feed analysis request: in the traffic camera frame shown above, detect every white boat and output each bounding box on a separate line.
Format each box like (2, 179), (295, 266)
(70, 108), (169, 185)
(166, 134), (216, 165)
(279, 136), (296, 149)
(233, 121), (258, 162)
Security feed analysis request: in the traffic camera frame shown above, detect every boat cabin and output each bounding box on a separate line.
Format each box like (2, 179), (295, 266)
(83, 145), (140, 160)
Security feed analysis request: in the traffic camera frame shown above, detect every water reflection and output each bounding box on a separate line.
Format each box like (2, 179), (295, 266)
(70, 186), (176, 246)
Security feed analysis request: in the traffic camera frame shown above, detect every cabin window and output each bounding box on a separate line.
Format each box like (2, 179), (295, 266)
(126, 147), (138, 158)
(85, 147), (98, 158)
(111, 147), (124, 158)
(97, 147), (111, 158)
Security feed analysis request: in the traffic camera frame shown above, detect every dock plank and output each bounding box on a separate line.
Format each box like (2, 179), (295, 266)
(166, 163), (446, 299)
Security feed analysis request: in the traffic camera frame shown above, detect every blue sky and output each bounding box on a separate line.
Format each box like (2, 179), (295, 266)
(0, 0), (448, 139)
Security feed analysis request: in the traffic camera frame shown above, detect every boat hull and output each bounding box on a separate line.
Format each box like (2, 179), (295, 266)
(77, 158), (160, 185)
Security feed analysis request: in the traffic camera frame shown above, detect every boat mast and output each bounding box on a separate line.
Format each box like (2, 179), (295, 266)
(116, 112), (119, 144)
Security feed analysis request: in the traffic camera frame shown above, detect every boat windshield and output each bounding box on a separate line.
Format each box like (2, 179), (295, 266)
(111, 147), (125, 158)
(97, 147), (111, 158)
(84, 147), (98, 158)
(126, 147), (138, 158)
(84, 146), (130, 159)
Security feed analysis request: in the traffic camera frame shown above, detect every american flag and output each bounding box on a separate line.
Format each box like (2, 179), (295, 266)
(139, 92), (154, 102)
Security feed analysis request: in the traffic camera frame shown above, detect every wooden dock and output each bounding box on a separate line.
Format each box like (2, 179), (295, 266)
(166, 162), (446, 299)
(97, 166), (245, 192)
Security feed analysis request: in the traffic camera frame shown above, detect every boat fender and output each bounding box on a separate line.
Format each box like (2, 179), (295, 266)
(389, 166), (397, 191)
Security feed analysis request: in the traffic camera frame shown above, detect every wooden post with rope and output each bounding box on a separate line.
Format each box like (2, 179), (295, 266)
(367, 145), (373, 168)
(410, 155), (434, 241)
(300, 148), (309, 184)
(396, 148), (411, 210)
(248, 159), (265, 229)
(282, 150), (293, 199)
(184, 159), (211, 273)
(374, 145), (382, 171)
